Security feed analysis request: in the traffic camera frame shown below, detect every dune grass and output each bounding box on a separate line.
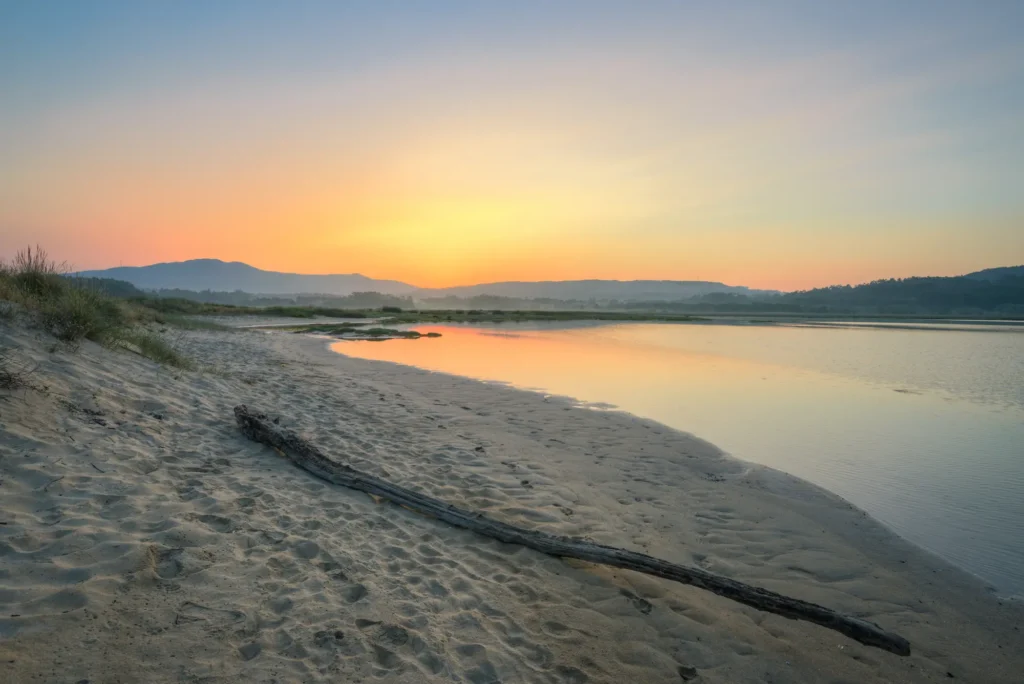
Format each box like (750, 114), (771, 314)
(38, 285), (128, 343)
(0, 246), (194, 369)
(103, 327), (195, 369)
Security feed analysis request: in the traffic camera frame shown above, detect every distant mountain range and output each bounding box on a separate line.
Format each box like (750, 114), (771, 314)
(78, 259), (770, 301)
(76, 258), (1024, 314)
(418, 280), (772, 301)
(78, 259), (416, 296)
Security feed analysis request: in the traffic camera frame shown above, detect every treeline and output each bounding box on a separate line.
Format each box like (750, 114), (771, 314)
(65, 276), (148, 298)
(417, 294), (594, 311)
(65, 271), (1024, 317)
(68, 281), (412, 312)
(781, 275), (1024, 314)
(144, 288), (413, 310)
(614, 275), (1024, 315)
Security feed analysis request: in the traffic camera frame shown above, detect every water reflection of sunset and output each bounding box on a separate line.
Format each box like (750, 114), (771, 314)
(332, 323), (760, 396)
(331, 321), (1024, 595)
(332, 323), (867, 415)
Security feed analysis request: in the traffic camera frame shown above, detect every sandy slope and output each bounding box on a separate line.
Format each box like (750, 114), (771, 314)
(0, 320), (1021, 683)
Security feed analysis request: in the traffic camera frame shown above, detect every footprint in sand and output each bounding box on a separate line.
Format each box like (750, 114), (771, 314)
(174, 602), (245, 631)
(554, 665), (591, 683)
(619, 588), (654, 615)
(343, 583), (369, 603)
(196, 514), (235, 533)
(292, 539), (320, 559)
(148, 546), (211, 580)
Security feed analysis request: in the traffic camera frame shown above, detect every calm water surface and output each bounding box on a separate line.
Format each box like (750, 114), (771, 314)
(331, 322), (1024, 596)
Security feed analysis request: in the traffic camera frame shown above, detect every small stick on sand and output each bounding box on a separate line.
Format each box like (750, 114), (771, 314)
(42, 475), (64, 491)
(234, 404), (911, 656)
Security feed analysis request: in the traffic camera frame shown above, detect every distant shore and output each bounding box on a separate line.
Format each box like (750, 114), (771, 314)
(1, 319), (1022, 682)
(241, 312), (1024, 341)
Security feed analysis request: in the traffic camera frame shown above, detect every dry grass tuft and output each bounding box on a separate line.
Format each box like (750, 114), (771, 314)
(0, 246), (194, 368)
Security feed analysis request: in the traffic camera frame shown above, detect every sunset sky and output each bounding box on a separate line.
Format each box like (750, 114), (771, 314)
(2, 1), (1022, 290)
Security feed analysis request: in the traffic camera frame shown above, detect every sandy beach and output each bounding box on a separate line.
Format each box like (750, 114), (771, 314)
(1, 321), (1022, 683)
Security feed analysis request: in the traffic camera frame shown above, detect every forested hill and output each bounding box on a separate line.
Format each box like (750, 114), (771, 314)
(964, 265), (1024, 281)
(779, 271), (1024, 314)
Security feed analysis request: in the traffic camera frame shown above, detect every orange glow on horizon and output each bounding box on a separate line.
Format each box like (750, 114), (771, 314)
(4, 47), (1022, 292)
(4, 5), (1023, 292)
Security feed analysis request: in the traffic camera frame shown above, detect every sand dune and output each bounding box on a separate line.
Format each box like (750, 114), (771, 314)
(1, 320), (1021, 683)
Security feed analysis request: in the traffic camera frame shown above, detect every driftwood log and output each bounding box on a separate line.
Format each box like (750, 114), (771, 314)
(234, 404), (911, 656)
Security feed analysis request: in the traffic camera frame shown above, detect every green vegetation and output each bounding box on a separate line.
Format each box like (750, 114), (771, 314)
(622, 274), (1024, 317)
(56, 272), (713, 327)
(778, 275), (1024, 315)
(0, 246), (194, 368)
(134, 297), (370, 319)
(135, 287), (411, 312)
(361, 327), (437, 339)
(282, 323), (440, 339)
(280, 322), (366, 334)
(376, 309), (707, 325)
(280, 309), (711, 340)
(39, 285), (127, 343)
(11, 253), (710, 349)
(122, 297), (710, 325)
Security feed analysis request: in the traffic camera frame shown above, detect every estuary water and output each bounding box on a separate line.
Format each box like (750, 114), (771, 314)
(331, 321), (1024, 596)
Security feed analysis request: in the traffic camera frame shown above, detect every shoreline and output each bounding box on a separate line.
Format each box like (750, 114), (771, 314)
(324, 333), (1021, 600)
(323, 319), (1024, 597)
(318, 333), (1011, 596)
(1, 322), (1021, 682)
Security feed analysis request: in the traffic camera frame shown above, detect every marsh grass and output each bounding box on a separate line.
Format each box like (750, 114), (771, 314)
(0, 246), (194, 368)
(285, 322), (439, 339)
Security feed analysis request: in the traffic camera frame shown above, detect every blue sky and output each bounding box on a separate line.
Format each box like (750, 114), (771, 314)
(2, 1), (1022, 287)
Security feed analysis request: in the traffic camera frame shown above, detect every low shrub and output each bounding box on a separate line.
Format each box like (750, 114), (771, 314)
(38, 285), (126, 344)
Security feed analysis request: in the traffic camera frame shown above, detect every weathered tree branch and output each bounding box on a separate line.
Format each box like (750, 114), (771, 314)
(233, 404), (911, 656)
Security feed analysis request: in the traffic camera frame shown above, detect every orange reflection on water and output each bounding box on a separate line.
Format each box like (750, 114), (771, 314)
(329, 323), (830, 413)
(329, 321), (1024, 596)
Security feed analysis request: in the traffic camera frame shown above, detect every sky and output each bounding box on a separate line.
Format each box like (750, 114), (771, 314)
(2, 1), (1023, 290)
